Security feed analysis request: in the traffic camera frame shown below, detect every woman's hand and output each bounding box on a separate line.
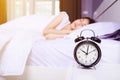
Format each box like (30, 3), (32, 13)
(43, 29), (72, 36)
(44, 34), (66, 40)
(44, 29), (73, 40)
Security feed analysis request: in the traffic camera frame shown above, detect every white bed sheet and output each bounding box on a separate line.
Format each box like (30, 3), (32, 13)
(27, 38), (120, 67)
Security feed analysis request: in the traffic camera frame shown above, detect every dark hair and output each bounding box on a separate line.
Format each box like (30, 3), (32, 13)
(82, 17), (96, 24)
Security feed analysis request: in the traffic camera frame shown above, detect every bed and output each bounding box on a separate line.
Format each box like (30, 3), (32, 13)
(0, 15), (120, 80)
(0, 2), (120, 79)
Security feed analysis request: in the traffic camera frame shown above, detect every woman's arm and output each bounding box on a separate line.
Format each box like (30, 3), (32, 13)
(44, 34), (67, 40)
(43, 29), (72, 40)
(44, 29), (72, 35)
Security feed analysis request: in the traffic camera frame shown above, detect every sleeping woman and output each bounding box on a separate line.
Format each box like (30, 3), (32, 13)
(28, 12), (120, 67)
(43, 11), (95, 40)
(27, 11), (96, 66)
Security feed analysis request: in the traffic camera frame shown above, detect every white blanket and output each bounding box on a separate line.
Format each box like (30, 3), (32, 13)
(0, 31), (38, 76)
(0, 13), (70, 76)
(0, 15), (52, 76)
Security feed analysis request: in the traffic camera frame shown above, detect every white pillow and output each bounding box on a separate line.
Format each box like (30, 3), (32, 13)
(67, 22), (120, 39)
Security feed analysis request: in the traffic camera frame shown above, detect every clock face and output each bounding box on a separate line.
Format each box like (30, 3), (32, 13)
(74, 41), (101, 68)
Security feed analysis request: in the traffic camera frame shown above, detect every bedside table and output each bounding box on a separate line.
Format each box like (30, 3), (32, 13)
(65, 63), (120, 80)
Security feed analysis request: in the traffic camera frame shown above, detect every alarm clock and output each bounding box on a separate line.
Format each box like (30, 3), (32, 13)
(74, 29), (101, 68)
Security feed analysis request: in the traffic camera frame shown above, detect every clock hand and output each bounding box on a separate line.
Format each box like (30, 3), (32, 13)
(86, 45), (89, 55)
(80, 49), (87, 54)
(88, 49), (96, 54)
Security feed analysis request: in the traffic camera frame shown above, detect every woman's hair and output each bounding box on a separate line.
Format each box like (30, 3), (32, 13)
(82, 17), (96, 24)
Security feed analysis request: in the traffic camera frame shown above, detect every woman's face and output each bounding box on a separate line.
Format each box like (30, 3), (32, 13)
(71, 18), (90, 30)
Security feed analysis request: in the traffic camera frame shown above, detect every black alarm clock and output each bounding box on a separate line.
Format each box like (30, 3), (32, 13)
(74, 29), (101, 68)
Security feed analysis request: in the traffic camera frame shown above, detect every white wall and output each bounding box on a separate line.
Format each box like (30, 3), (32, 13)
(93, 0), (120, 23)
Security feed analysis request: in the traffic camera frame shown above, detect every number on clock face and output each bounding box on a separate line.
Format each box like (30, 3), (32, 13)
(76, 42), (99, 66)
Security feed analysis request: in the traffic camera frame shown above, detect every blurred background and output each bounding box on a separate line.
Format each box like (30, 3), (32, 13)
(0, 0), (109, 24)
